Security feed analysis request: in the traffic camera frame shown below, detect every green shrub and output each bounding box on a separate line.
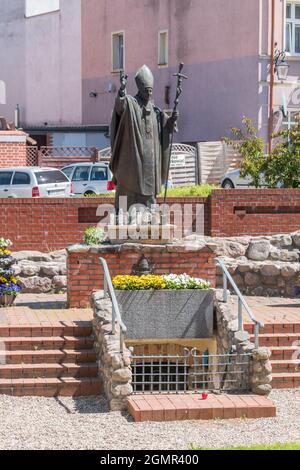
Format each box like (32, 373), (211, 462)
(265, 116), (300, 188)
(81, 185), (217, 199)
(224, 115), (300, 188)
(83, 227), (105, 245)
(223, 116), (266, 188)
(158, 184), (218, 198)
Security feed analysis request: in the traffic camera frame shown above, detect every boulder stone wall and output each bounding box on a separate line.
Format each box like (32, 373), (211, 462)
(11, 250), (67, 294)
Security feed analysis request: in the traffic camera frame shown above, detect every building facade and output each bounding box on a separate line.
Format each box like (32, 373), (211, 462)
(81, 0), (300, 145)
(1, 0), (300, 147)
(82, 0), (264, 144)
(273, 1), (300, 139)
(0, 0), (109, 148)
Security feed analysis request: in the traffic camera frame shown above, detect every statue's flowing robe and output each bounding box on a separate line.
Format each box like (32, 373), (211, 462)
(110, 94), (174, 197)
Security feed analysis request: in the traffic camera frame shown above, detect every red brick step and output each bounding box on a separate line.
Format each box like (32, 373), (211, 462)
(272, 372), (300, 389)
(271, 360), (300, 373)
(0, 362), (98, 379)
(245, 323), (300, 334)
(249, 333), (300, 347)
(0, 336), (94, 351)
(0, 349), (97, 364)
(269, 346), (300, 360)
(0, 377), (102, 397)
(0, 324), (93, 338)
(0, 321), (101, 397)
(128, 394), (277, 422)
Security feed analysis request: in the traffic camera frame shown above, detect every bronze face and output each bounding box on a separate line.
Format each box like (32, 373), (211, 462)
(139, 86), (153, 103)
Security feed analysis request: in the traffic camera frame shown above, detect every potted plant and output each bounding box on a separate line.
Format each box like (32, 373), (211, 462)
(0, 238), (22, 307)
(112, 273), (214, 340)
(83, 226), (105, 245)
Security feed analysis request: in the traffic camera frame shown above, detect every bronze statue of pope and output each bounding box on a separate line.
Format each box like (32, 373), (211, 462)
(110, 65), (178, 219)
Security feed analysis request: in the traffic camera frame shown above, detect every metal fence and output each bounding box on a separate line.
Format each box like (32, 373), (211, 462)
(98, 142), (242, 187)
(130, 348), (252, 394)
(169, 144), (198, 187)
(98, 145), (199, 187)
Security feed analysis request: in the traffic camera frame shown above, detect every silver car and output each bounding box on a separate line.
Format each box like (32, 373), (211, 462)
(62, 162), (115, 196)
(221, 169), (255, 189)
(0, 167), (72, 198)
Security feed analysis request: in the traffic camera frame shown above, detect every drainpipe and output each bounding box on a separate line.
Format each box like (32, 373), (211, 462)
(268, 0), (276, 154)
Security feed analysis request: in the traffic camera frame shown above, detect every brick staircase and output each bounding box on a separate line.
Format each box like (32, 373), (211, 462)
(0, 323), (102, 396)
(245, 322), (300, 389)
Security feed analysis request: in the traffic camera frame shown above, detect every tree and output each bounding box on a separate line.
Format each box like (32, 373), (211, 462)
(224, 116), (300, 188)
(265, 116), (300, 188)
(224, 116), (266, 188)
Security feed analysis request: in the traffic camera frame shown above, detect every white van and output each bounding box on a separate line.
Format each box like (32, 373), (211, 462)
(61, 162), (115, 196)
(0, 167), (72, 198)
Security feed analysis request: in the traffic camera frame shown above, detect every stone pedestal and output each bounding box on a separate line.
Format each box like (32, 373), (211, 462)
(116, 289), (214, 339)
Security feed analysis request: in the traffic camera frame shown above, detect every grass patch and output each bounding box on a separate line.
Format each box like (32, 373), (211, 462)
(81, 185), (218, 199)
(82, 193), (113, 198)
(190, 443), (300, 451)
(158, 184), (219, 198)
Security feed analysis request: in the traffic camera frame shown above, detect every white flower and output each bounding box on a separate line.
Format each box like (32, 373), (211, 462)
(0, 238), (12, 248)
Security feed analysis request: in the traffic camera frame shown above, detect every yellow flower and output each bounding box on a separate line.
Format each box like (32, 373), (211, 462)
(0, 248), (11, 256)
(112, 274), (167, 290)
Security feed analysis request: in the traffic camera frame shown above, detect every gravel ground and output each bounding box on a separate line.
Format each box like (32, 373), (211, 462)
(0, 390), (299, 450)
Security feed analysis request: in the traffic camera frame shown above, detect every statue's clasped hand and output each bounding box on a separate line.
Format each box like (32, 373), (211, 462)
(171, 110), (179, 122)
(169, 110), (179, 127)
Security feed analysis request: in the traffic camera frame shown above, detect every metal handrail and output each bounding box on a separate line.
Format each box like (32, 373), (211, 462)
(99, 257), (127, 352)
(216, 258), (264, 348)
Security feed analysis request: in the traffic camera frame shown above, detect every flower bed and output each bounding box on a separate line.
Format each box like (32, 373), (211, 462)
(112, 273), (211, 290)
(112, 274), (214, 339)
(0, 238), (22, 306)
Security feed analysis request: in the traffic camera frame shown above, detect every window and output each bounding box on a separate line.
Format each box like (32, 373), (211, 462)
(34, 170), (69, 184)
(158, 31), (168, 66)
(72, 166), (91, 182)
(286, 2), (300, 54)
(61, 167), (75, 179)
(12, 172), (31, 185)
(25, 0), (60, 18)
(0, 172), (13, 186)
(90, 166), (108, 181)
(112, 32), (124, 71)
(0, 80), (6, 105)
(282, 109), (300, 129)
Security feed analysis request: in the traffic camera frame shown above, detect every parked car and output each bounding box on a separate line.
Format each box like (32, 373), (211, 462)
(221, 169), (258, 189)
(220, 169), (284, 189)
(61, 162), (115, 196)
(0, 167), (72, 198)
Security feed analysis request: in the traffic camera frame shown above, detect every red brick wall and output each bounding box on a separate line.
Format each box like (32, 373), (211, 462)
(0, 198), (106, 251)
(0, 197), (209, 251)
(210, 189), (300, 237)
(4, 189), (300, 252)
(0, 131), (27, 168)
(67, 247), (216, 308)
